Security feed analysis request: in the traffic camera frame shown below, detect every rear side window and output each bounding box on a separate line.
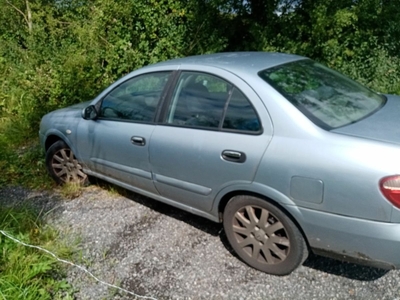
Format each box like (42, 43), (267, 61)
(223, 88), (261, 132)
(166, 72), (231, 128)
(166, 71), (261, 133)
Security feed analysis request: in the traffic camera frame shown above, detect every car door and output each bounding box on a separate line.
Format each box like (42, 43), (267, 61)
(149, 69), (273, 211)
(76, 71), (172, 194)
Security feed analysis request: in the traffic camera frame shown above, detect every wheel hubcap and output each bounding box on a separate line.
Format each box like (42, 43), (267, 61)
(232, 205), (290, 265)
(51, 148), (87, 183)
(254, 228), (266, 242)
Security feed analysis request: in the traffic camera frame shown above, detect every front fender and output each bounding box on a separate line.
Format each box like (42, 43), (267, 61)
(42, 129), (78, 157)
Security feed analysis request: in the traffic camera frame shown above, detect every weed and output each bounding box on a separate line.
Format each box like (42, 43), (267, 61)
(58, 183), (84, 200)
(98, 180), (129, 198)
(102, 248), (110, 260)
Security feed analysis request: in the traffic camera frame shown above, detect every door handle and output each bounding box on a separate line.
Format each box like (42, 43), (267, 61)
(222, 150), (246, 163)
(131, 136), (146, 146)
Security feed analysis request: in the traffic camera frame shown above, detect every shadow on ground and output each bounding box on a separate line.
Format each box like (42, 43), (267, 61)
(303, 254), (389, 280)
(0, 186), (64, 219)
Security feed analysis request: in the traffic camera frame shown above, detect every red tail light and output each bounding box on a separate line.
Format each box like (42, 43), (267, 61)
(380, 175), (400, 209)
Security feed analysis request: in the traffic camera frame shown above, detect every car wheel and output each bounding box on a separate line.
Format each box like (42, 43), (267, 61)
(46, 140), (88, 185)
(223, 195), (308, 275)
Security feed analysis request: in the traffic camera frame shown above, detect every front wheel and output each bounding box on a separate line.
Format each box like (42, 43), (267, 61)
(223, 195), (308, 275)
(46, 140), (88, 185)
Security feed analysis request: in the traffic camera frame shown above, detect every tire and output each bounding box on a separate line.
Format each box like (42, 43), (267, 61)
(46, 140), (88, 185)
(223, 195), (308, 275)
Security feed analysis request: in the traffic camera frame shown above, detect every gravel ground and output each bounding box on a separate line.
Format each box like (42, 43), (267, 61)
(1, 185), (400, 300)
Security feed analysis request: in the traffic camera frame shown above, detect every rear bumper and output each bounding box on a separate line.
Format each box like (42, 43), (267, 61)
(287, 206), (400, 269)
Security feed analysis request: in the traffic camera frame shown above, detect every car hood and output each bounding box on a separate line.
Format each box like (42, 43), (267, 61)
(53, 100), (92, 115)
(40, 100), (93, 133)
(332, 94), (400, 145)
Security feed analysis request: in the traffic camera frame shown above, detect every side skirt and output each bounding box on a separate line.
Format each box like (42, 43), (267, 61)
(84, 169), (220, 223)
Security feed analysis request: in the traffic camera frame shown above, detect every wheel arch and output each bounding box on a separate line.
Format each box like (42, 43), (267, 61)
(44, 134), (64, 151)
(216, 188), (311, 250)
(43, 130), (76, 154)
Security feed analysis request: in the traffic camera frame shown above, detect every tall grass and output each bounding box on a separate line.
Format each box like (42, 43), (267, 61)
(0, 128), (53, 189)
(0, 206), (73, 300)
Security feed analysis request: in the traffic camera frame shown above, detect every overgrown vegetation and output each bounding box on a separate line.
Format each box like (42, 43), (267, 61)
(1, 0), (399, 188)
(0, 206), (73, 299)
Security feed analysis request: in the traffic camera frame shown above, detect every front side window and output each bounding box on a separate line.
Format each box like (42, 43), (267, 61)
(259, 60), (385, 129)
(100, 72), (171, 122)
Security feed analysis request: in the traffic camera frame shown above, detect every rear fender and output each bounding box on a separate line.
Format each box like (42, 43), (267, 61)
(211, 182), (297, 218)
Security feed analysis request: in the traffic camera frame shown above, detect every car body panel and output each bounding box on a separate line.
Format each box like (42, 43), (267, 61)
(150, 127), (270, 211)
(254, 133), (399, 222)
(76, 120), (159, 194)
(82, 167), (221, 222)
(153, 52), (305, 76)
(286, 205), (400, 269)
(210, 181), (299, 217)
(333, 94), (400, 145)
(39, 101), (92, 156)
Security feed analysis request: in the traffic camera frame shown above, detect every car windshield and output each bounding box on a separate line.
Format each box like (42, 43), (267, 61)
(259, 60), (385, 129)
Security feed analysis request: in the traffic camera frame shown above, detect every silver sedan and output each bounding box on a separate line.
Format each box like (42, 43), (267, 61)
(39, 52), (400, 275)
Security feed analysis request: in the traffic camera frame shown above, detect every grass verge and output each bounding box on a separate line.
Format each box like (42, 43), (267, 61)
(0, 206), (74, 300)
(0, 130), (53, 189)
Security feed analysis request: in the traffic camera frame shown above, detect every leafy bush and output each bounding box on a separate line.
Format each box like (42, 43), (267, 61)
(0, 0), (227, 147)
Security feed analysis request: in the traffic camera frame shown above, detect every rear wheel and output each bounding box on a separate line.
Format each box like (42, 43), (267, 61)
(46, 140), (88, 185)
(223, 195), (308, 275)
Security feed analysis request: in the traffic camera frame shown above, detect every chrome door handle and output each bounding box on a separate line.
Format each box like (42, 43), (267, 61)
(222, 150), (246, 163)
(131, 136), (146, 146)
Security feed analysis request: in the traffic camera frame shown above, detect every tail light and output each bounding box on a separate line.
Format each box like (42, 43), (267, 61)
(380, 175), (400, 209)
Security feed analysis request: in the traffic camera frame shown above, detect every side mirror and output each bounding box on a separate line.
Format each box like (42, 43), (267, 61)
(82, 105), (98, 120)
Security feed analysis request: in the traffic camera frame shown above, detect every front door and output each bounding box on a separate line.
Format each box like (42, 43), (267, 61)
(76, 71), (172, 194)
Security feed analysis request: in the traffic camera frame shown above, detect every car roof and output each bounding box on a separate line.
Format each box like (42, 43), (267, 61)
(151, 52), (307, 75)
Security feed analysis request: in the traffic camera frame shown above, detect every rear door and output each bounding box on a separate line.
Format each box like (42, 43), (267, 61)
(149, 68), (273, 211)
